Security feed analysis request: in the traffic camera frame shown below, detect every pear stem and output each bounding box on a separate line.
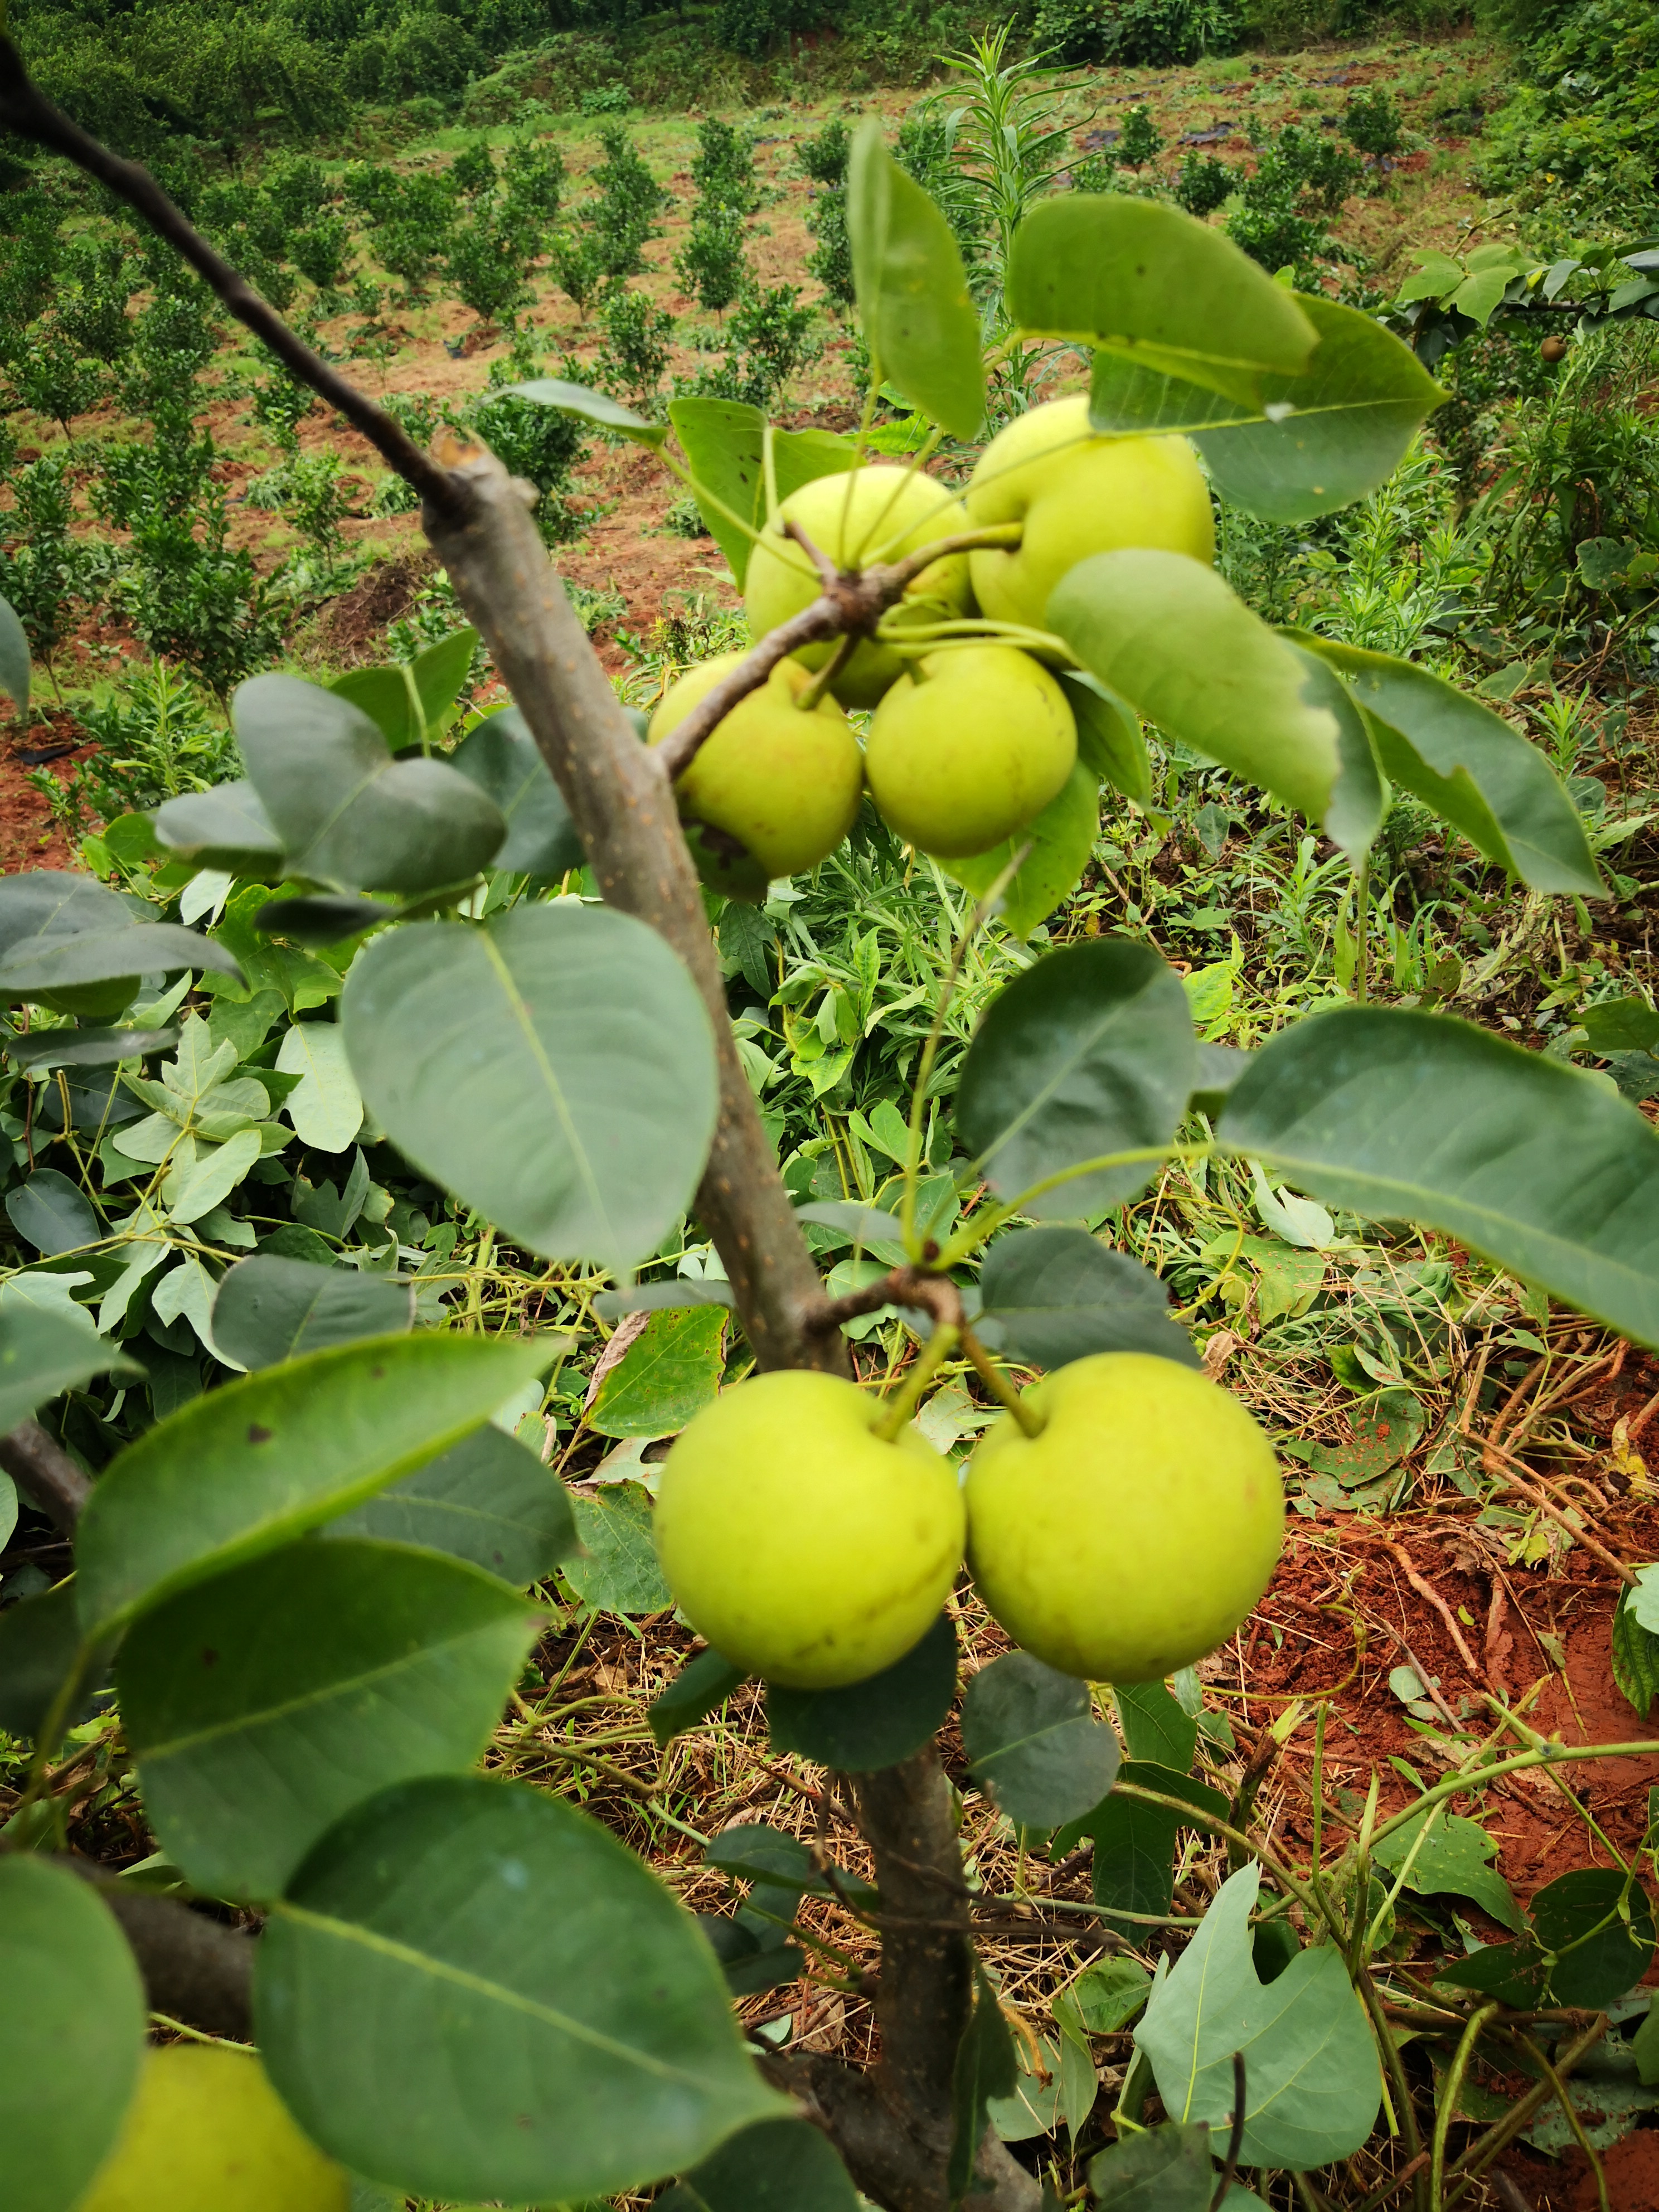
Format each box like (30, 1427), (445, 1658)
(961, 1327), (1046, 1438)
(871, 1321), (961, 1442)
(797, 633), (857, 713)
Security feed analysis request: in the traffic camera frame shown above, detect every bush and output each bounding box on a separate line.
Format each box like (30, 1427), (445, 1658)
(1031, 0), (1241, 65)
(1343, 86), (1404, 159)
(449, 139), (499, 200)
(588, 124), (666, 279)
(598, 285), (675, 402)
(463, 384), (588, 544)
(502, 135), (566, 226)
(1118, 103), (1165, 168)
(1478, 0), (1659, 222)
(1176, 149), (1236, 214)
(715, 0), (823, 61)
(798, 119), (851, 186)
(0, 453), (95, 676)
(444, 206), (541, 331)
(676, 208), (750, 316)
(290, 216), (353, 299)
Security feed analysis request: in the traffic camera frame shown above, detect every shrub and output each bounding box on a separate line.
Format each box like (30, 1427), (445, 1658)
(502, 135), (566, 226)
(798, 119), (851, 186)
(444, 206), (541, 331)
(588, 124), (666, 279)
(290, 216), (353, 299)
(1118, 103), (1165, 168)
(1175, 149), (1236, 213)
(690, 119), (760, 217)
(1343, 85), (1404, 159)
(550, 231), (610, 318)
(598, 285), (676, 402)
(449, 139), (499, 200)
(1478, 0), (1659, 223)
(676, 208), (750, 316)
(1031, 0), (1241, 65)
(9, 329), (105, 436)
(715, 0), (823, 60)
(0, 453), (95, 678)
(262, 154), (330, 231)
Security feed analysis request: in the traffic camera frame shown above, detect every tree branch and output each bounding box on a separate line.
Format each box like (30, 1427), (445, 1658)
(0, 1418), (90, 1532)
(62, 1862), (255, 2041)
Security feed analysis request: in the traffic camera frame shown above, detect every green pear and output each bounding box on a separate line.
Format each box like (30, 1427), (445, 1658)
(653, 1370), (966, 1688)
(75, 2046), (349, 2212)
(864, 643), (1076, 858)
(648, 651), (865, 900)
(743, 465), (974, 709)
(965, 396), (1214, 637)
(965, 1352), (1284, 1683)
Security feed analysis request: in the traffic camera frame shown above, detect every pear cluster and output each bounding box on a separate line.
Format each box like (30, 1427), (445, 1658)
(652, 1352), (1284, 1692)
(651, 402), (1213, 899)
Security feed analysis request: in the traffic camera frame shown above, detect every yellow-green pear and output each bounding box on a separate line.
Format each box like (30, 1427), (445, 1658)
(965, 396), (1214, 637)
(864, 643), (1076, 858)
(965, 1352), (1283, 1683)
(653, 1370), (965, 1687)
(648, 652), (864, 899)
(75, 2045), (349, 2212)
(743, 465), (974, 709)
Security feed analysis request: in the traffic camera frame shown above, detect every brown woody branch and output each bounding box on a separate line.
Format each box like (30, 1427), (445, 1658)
(0, 1418), (90, 1531)
(62, 1861), (255, 2041)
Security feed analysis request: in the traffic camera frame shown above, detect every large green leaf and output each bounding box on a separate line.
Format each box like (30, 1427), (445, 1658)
(847, 118), (983, 440)
(961, 1651), (1120, 1829)
(256, 1774), (780, 2202)
(1007, 195), (1316, 409)
(341, 904), (718, 1270)
(658, 2116), (858, 2212)
(0, 1857), (145, 2212)
(1293, 636), (1603, 895)
(0, 870), (131, 953)
(0, 1302), (138, 1429)
(949, 1961), (1020, 2204)
(1062, 673), (1152, 809)
(0, 1581), (109, 1745)
(1089, 294), (1444, 522)
(5, 1168), (99, 1256)
(1219, 1007), (1659, 1347)
(1115, 1681), (1199, 1772)
(276, 1020), (363, 1152)
(212, 1255), (415, 1370)
(954, 937), (1197, 1216)
(768, 1612), (957, 1772)
(1088, 2123), (1216, 2211)
(945, 761), (1101, 942)
(0, 588), (31, 715)
(330, 630), (478, 751)
(566, 1483), (672, 1614)
(232, 675), (507, 896)
(121, 1539), (537, 1900)
(450, 707), (584, 879)
(588, 1306), (727, 1439)
(1136, 1862), (1380, 2168)
(8, 1023), (179, 1071)
(328, 1423), (577, 1588)
(651, 1646), (750, 1748)
(501, 377), (670, 448)
(1047, 553), (1345, 828)
(0, 919), (244, 1000)
(1372, 1806), (1524, 1932)
(1532, 1868), (1657, 2010)
(667, 402), (856, 588)
(75, 1332), (549, 1637)
(152, 778), (286, 872)
(976, 1225), (1197, 1370)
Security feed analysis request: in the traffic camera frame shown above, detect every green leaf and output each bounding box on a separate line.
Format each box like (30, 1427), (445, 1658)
(276, 1019), (363, 1153)
(410, 628), (479, 739)
(650, 1646), (750, 1748)
(8, 1025), (178, 1071)
(121, 1539), (535, 1900)
(945, 761), (1100, 940)
(595, 1279), (738, 1318)
(976, 1225), (1198, 1371)
(668, 397), (767, 585)
(0, 1581), (109, 1745)
(589, 1306), (728, 1439)
(659, 2116), (859, 2212)
(1613, 1585), (1659, 1720)
(1372, 1806), (1524, 1932)
(1436, 1941), (1546, 2010)
(1090, 294), (1443, 523)
(1071, 1762), (1228, 1923)
(847, 118), (984, 440)
(0, 870), (130, 950)
(166, 1126), (262, 1227)
(256, 1774), (780, 2202)
(1581, 998), (1659, 1056)
(1293, 636), (1603, 896)
(949, 1961), (1020, 2204)
(954, 938), (1197, 1216)
(1136, 1862), (1380, 2168)
(1048, 553), (1345, 828)
(232, 675), (506, 896)
(328, 1423), (577, 1588)
(962, 1651), (1121, 1829)
(501, 377), (670, 447)
(1219, 1007), (1659, 1348)
(1062, 673), (1152, 809)
(1087, 2123), (1215, 2211)
(768, 1612), (957, 1772)
(211, 1255), (414, 1370)
(1115, 1681), (1199, 1773)
(1008, 195), (1316, 409)
(4, 1169), (99, 1256)
(256, 894), (398, 946)
(0, 589), (31, 715)
(1071, 1955), (1153, 2034)
(76, 1331), (550, 1637)
(450, 708), (585, 879)
(1532, 1868), (1657, 2010)
(0, 920), (244, 1000)
(329, 664), (419, 751)
(988, 2031), (1069, 2143)
(0, 1856), (145, 2212)
(566, 1482), (672, 1614)
(152, 778), (286, 872)
(342, 905), (718, 1270)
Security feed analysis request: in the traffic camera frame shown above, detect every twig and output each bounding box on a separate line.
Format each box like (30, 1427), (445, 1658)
(1210, 2052), (1246, 2212)
(1384, 1542), (1487, 1686)
(1467, 1428), (1640, 1587)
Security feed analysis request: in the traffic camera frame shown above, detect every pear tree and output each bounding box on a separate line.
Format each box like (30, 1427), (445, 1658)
(2, 45), (1657, 2212)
